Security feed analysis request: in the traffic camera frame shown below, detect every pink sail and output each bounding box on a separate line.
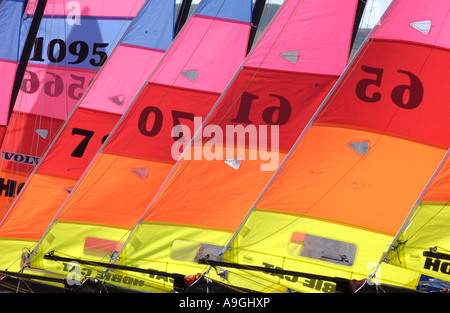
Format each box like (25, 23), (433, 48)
(0, 0), (176, 266)
(0, 0), (145, 219)
(0, 0), (28, 145)
(1, 0), (255, 292)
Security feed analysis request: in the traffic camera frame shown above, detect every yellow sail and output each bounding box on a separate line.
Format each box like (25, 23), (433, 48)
(223, 0), (450, 292)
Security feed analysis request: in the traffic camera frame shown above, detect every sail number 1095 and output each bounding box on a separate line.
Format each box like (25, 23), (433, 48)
(30, 37), (109, 67)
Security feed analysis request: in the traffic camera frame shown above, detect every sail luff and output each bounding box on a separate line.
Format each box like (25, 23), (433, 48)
(349, 0), (367, 58)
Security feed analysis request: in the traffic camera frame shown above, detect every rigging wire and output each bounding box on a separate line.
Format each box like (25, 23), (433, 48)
(0, 0), (146, 272)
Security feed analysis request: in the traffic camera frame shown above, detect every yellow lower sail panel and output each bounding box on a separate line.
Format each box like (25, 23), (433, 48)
(27, 221), (174, 292)
(224, 210), (421, 292)
(0, 239), (37, 272)
(118, 223), (287, 292)
(387, 203), (450, 283)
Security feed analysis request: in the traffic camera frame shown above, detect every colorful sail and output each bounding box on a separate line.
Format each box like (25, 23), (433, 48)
(0, 0), (27, 147)
(382, 159), (450, 291)
(22, 0), (254, 292)
(109, 0), (363, 292)
(0, 0), (146, 220)
(221, 0), (450, 293)
(0, 0), (170, 274)
(384, 150), (450, 286)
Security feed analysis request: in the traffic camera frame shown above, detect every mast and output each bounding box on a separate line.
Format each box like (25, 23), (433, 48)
(349, 0), (367, 57)
(8, 0), (47, 124)
(246, 0), (266, 54)
(175, 0), (192, 36)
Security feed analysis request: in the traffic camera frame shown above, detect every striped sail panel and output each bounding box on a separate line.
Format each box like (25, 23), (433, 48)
(0, 0), (26, 144)
(114, 0), (362, 292)
(385, 152), (450, 284)
(0, 0), (172, 273)
(27, 0), (253, 290)
(0, 0), (146, 219)
(225, 0), (450, 292)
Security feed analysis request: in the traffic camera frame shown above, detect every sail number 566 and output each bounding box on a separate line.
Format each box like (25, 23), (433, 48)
(355, 65), (424, 109)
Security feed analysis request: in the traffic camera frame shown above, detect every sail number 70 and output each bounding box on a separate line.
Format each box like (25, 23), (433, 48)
(355, 65), (424, 109)
(137, 92), (292, 138)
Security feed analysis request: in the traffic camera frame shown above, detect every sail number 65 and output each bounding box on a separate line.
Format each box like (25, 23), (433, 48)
(355, 65), (424, 109)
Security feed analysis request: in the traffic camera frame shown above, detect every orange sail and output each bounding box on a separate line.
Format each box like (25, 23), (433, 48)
(0, 0), (174, 276)
(222, 0), (450, 292)
(0, 0), (146, 219)
(8, 0), (256, 292)
(97, 0), (362, 292)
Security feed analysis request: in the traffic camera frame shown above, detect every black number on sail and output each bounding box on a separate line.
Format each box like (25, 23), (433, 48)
(47, 39), (66, 63)
(138, 107), (197, 140)
(138, 106), (163, 137)
(71, 128), (95, 158)
(356, 66), (383, 103)
(20, 71), (91, 100)
(68, 41), (90, 64)
(29, 37), (109, 67)
(356, 65), (424, 109)
(70, 128), (109, 158)
(391, 70), (424, 109)
(231, 91), (292, 125)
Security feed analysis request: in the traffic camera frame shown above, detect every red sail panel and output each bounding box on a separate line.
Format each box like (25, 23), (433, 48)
(139, 0), (359, 233)
(109, 0), (363, 290)
(222, 0), (450, 291)
(0, 0), (174, 242)
(0, 0), (145, 219)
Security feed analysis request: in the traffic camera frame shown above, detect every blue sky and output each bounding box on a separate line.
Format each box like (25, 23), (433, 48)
(361, 0), (392, 27)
